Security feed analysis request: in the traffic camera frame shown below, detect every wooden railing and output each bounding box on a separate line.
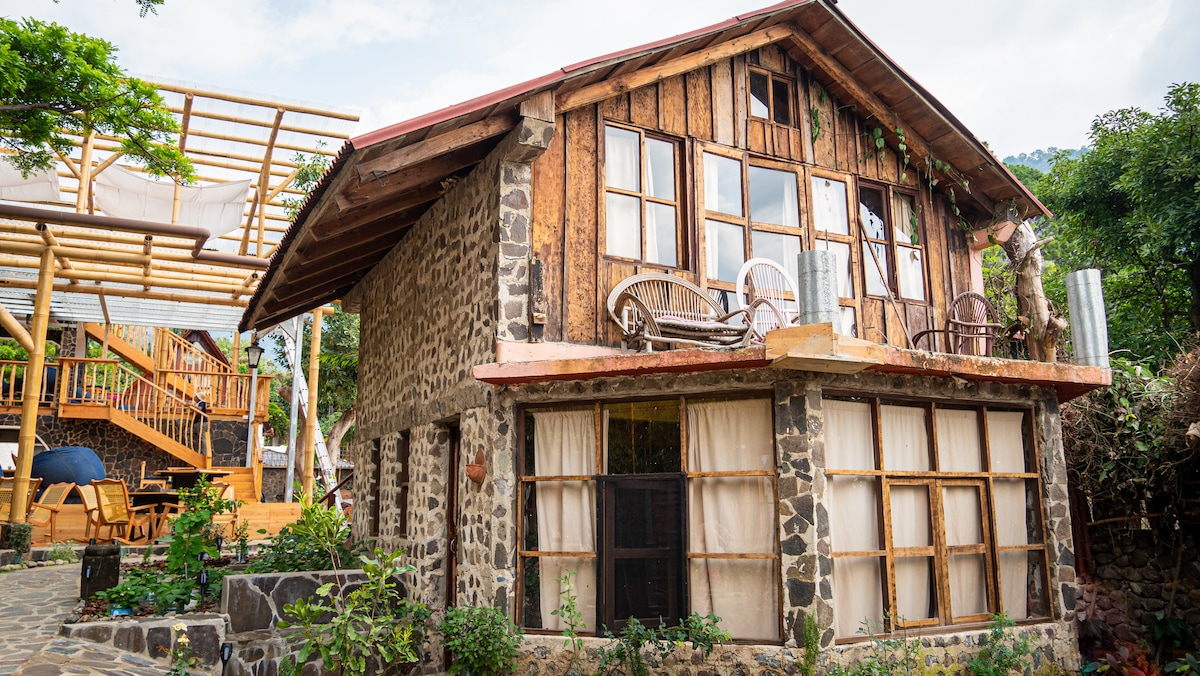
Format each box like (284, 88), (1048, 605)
(156, 328), (231, 375)
(104, 324), (156, 358)
(58, 357), (211, 457)
(0, 360), (60, 407)
(157, 369), (272, 419)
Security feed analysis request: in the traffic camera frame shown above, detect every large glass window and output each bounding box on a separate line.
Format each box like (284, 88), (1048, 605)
(824, 397), (1048, 638)
(748, 67), (794, 126)
(520, 397), (780, 641)
(810, 174), (858, 337)
(857, 184), (927, 302)
(604, 124), (682, 267)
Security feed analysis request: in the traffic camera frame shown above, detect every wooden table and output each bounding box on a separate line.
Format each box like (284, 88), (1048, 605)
(158, 467), (232, 490)
(130, 489), (181, 540)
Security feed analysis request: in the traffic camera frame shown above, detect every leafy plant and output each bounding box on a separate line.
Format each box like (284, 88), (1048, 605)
(96, 567), (157, 610)
(280, 548), (427, 676)
(248, 493), (366, 573)
(829, 616), (922, 676)
(596, 613), (731, 676)
(233, 519), (252, 562)
(1166, 654), (1200, 675)
(165, 623), (199, 676)
(47, 541), (77, 562)
(800, 613), (821, 676)
(552, 570), (586, 675)
(3, 523), (32, 561)
(438, 605), (524, 676)
(966, 614), (1032, 676)
(1149, 612), (1195, 655)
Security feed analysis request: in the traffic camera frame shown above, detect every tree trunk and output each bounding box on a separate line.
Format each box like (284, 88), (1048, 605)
(1001, 221), (1068, 362)
(325, 406), (356, 471)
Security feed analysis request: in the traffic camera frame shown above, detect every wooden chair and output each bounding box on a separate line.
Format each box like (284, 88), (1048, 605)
(92, 479), (155, 544)
(29, 482), (74, 543)
(607, 273), (779, 352)
(736, 258), (800, 336)
(138, 461), (169, 490)
(75, 484), (104, 542)
(0, 478), (41, 522)
(912, 292), (1002, 356)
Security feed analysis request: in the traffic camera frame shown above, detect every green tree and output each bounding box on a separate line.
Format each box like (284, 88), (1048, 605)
(0, 17), (191, 178)
(1039, 82), (1200, 364)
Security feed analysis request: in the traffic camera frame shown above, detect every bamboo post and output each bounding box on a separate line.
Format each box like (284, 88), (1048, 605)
(10, 248), (55, 523)
(301, 308), (324, 499)
(74, 133), (94, 213)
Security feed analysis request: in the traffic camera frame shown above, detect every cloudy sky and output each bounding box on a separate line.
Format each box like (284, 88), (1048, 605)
(4, 0), (1197, 158)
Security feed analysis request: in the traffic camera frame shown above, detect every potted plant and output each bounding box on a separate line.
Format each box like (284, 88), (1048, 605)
(3, 523), (33, 564)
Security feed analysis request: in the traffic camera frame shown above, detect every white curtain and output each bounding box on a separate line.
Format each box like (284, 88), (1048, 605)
(935, 409), (982, 472)
(687, 399), (777, 640)
(604, 127), (639, 191)
(881, 405), (928, 471)
(944, 485), (987, 617)
(989, 411), (1031, 618)
(0, 163), (62, 202)
(810, 177), (849, 235)
(987, 411), (1027, 472)
(824, 400), (874, 470)
(890, 485), (933, 621)
(93, 166), (251, 240)
(533, 410), (597, 631)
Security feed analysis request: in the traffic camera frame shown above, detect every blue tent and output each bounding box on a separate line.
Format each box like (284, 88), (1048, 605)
(31, 446), (105, 503)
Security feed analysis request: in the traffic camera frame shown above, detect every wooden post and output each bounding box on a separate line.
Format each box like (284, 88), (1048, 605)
(10, 248), (55, 523)
(301, 308), (324, 499)
(75, 133), (95, 214)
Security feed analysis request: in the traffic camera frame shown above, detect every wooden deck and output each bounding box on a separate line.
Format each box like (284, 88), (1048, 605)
(30, 501), (302, 545)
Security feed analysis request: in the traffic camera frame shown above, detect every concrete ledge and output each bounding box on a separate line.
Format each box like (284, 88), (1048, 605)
(59, 614), (229, 667)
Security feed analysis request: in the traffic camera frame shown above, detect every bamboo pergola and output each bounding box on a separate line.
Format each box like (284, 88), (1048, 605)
(0, 80), (358, 521)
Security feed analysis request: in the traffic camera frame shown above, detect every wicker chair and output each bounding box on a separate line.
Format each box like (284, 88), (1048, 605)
(0, 478), (41, 522)
(736, 258), (800, 336)
(607, 273), (780, 352)
(29, 482), (75, 543)
(92, 479), (155, 544)
(912, 292), (1002, 356)
(75, 484), (103, 542)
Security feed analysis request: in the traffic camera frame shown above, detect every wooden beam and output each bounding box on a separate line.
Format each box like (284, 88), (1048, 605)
(297, 213), (415, 264)
(556, 24), (795, 113)
(0, 276), (250, 307)
(0, 302), (34, 352)
(251, 288), (343, 334)
(316, 184), (441, 238)
(340, 144), (491, 211)
(354, 112), (518, 183)
(301, 307), (324, 499)
(89, 151), (123, 178)
(11, 249), (54, 522)
(519, 91), (556, 123)
(257, 108), (287, 257)
(75, 132), (94, 213)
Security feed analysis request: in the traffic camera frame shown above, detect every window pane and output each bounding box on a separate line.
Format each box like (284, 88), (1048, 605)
(839, 306), (858, 338)
(751, 230), (802, 281)
(833, 557), (884, 638)
(889, 485), (930, 547)
(863, 241), (889, 296)
(949, 554), (988, 617)
(705, 219), (745, 283)
(534, 480), (597, 551)
(605, 193), (641, 259)
(603, 400), (680, 474)
(703, 153), (743, 216)
(523, 555), (597, 632)
(816, 239), (854, 298)
(987, 410), (1028, 472)
(993, 479), (1029, 547)
(830, 476), (880, 552)
(935, 408), (982, 472)
(895, 557), (937, 621)
(897, 246), (925, 301)
(646, 203), (677, 267)
(892, 192), (918, 243)
(1001, 550), (1048, 620)
(859, 189), (886, 239)
(645, 138), (675, 200)
(605, 126), (640, 191)
(689, 559), (779, 640)
(772, 78), (792, 125)
(881, 405), (929, 471)
(811, 177), (848, 235)
(686, 398), (774, 472)
(688, 477), (775, 553)
(824, 399), (875, 470)
(943, 486), (983, 545)
(749, 71), (770, 119)
(749, 166), (799, 227)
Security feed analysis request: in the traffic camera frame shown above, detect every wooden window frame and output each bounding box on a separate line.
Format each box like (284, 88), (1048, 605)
(806, 168), (861, 336)
(397, 431), (410, 538)
(600, 121), (688, 270)
(747, 65), (796, 127)
(516, 394), (782, 643)
(825, 394), (1052, 639)
(856, 181), (930, 305)
(368, 438), (382, 538)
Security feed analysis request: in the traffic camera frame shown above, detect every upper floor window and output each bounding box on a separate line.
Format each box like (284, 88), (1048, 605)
(603, 124), (682, 267)
(749, 67), (794, 126)
(811, 174), (858, 337)
(859, 184), (927, 302)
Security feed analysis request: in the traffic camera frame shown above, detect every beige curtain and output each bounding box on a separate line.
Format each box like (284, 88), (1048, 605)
(533, 410), (597, 631)
(687, 399), (778, 640)
(944, 485), (987, 617)
(936, 408), (981, 471)
(989, 410), (1031, 618)
(881, 405), (929, 470)
(825, 400), (874, 470)
(890, 485), (933, 621)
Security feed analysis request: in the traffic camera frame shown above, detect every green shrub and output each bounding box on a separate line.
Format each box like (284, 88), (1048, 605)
(439, 605), (524, 676)
(967, 614), (1032, 676)
(596, 613), (731, 676)
(249, 494), (365, 573)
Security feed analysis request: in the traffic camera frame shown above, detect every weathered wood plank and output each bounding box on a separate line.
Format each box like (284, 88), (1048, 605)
(531, 122), (566, 342)
(686, 68), (713, 141)
(660, 75), (687, 136)
(564, 107), (599, 344)
(748, 119), (769, 155)
(629, 85), (659, 129)
(598, 93), (630, 123)
(811, 80), (836, 168)
(711, 59), (735, 147)
(733, 54), (748, 149)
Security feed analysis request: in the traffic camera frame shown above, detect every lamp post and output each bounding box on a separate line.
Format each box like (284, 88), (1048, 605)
(244, 339), (264, 467)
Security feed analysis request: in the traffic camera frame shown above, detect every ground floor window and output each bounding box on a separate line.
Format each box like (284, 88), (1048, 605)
(823, 395), (1050, 639)
(519, 396), (780, 641)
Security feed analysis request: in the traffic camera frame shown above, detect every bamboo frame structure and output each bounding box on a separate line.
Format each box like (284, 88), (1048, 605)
(301, 307), (324, 499)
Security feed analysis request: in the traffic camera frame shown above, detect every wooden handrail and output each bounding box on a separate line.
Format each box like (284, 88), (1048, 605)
(0, 360), (59, 407)
(156, 328), (230, 374)
(320, 471), (353, 508)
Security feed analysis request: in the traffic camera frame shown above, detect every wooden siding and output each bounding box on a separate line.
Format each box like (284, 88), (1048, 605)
(530, 45), (972, 350)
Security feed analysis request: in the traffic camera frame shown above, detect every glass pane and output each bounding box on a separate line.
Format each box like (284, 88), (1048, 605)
(949, 554), (988, 617)
(833, 557), (884, 638)
(749, 166), (799, 227)
(751, 230), (801, 281)
(689, 559), (779, 640)
(895, 557), (937, 621)
(881, 405), (929, 471)
(897, 246), (925, 301)
(606, 477), (686, 628)
(686, 398), (774, 472)
(817, 239), (854, 298)
(863, 241), (889, 297)
(703, 153), (743, 216)
(605, 193), (640, 259)
(935, 408), (982, 472)
(603, 400), (680, 474)
(943, 485), (984, 545)
(605, 126), (640, 191)
(839, 306), (857, 338)
(889, 485), (930, 547)
(994, 479), (1042, 546)
(859, 188), (886, 239)
(529, 407), (598, 476)
(987, 410), (1028, 472)
(533, 480), (596, 552)
(772, 78), (792, 126)
(811, 177), (848, 235)
(688, 476), (775, 553)
(645, 203), (677, 267)
(830, 476), (880, 552)
(705, 219), (745, 283)
(522, 556), (597, 632)
(892, 192), (918, 242)
(823, 399), (875, 470)
(645, 138), (675, 200)
(749, 71), (770, 119)
(1001, 550), (1048, 620)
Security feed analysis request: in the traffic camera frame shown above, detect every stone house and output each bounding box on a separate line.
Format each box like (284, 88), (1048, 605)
(242, 0), (1111, 670)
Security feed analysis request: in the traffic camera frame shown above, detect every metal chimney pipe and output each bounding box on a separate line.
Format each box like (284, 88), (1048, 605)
(1066, 268), (1109, 368)
(796, 250), (839, 327)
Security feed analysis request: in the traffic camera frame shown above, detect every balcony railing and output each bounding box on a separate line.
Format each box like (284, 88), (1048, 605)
(0, 360), (60, 408)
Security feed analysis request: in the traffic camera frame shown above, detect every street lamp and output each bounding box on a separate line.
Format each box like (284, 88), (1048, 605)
(244, 339), (264, 467)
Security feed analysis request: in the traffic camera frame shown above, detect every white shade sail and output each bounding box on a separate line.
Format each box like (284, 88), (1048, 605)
(93, 166), (251, 241)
